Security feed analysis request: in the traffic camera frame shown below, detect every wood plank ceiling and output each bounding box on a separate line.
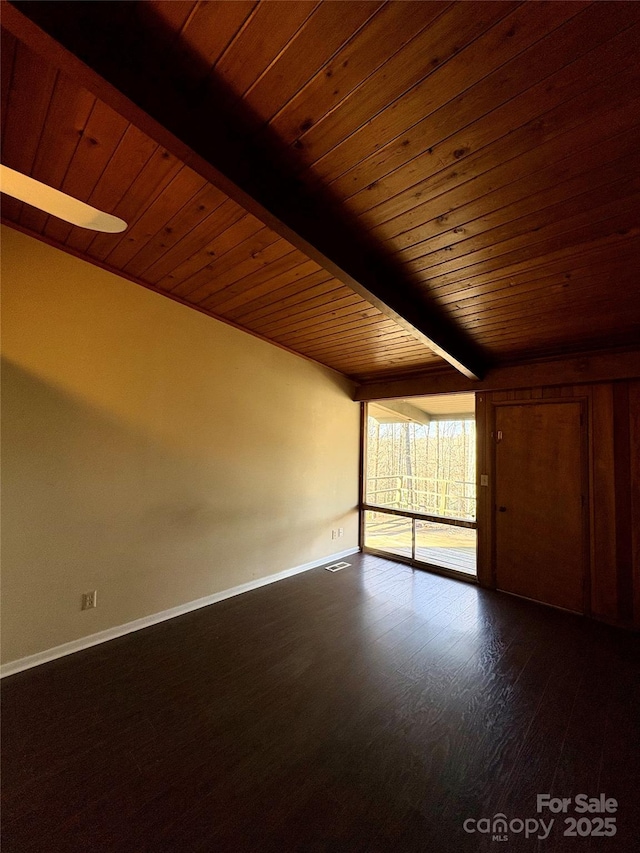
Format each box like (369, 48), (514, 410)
(2, 1), (639, 385)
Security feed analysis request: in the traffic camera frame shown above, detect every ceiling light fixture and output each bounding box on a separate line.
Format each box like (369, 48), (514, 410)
(0, 165), (127, 233)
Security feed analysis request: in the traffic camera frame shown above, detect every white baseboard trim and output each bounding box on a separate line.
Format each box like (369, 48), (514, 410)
(0, 547), (360, 679)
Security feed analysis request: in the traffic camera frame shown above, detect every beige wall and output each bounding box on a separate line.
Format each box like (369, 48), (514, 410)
(1, 226), (360, 664)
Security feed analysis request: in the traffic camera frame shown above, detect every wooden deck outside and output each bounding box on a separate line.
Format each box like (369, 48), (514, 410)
(364, 514), (477, 576)
(415, 545), (476, 576)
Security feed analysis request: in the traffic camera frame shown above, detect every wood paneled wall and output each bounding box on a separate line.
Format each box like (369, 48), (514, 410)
(476, 379), (640, 629)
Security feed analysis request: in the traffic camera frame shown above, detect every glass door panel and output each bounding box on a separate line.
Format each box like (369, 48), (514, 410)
(363, 510), (412, 559)
(414, 520), (476, 576)
(363, 394), (478, 578)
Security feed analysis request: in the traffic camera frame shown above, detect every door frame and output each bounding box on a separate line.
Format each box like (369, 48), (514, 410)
(488, 397), (591, 616)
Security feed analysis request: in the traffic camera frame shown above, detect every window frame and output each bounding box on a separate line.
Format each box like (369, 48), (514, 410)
(360, 401), (478, 582)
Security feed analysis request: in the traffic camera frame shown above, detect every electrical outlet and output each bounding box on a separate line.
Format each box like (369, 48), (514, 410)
(338, 528), (344, 538)
(81, 590), (97, 610)
(331, 529), (337, 540)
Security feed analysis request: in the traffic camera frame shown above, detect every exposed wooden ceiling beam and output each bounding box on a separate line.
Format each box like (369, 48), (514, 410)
(355, 347), (640, 401)
(3, 0), (488, 380)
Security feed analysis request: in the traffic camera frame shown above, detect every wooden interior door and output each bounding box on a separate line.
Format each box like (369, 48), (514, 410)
(494, 401), (586, 613)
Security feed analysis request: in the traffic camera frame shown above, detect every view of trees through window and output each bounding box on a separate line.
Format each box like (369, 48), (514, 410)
(366, 416), (476, 521)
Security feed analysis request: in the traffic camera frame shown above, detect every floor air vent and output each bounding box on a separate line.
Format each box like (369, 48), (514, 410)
(325, 561), (351, 572)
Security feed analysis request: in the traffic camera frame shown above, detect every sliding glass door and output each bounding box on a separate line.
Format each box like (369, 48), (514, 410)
(362, 395), (477, 578)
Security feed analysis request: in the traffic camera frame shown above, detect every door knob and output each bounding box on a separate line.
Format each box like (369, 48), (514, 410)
(498, 506), (507, 512)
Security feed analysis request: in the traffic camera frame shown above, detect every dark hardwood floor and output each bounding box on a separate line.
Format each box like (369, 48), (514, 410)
(2, 553), (639, 852)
